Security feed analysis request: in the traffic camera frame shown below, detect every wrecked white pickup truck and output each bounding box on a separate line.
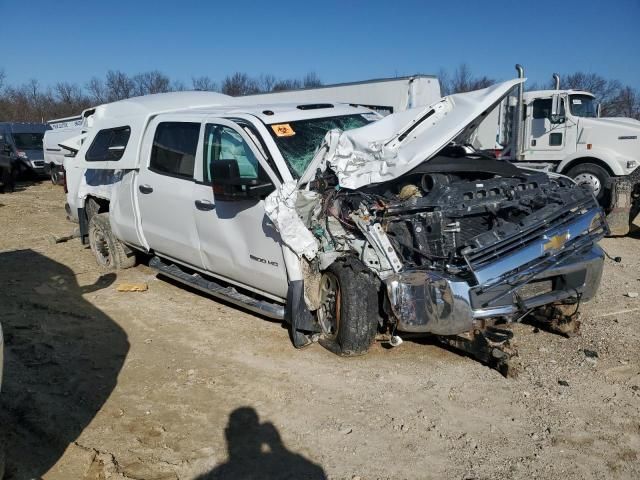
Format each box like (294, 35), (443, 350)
(58, 79), (607, 373)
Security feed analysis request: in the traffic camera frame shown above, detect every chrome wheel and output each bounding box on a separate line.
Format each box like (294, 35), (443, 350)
(317, 272), (340, 337)
(573, 172), (601, 196)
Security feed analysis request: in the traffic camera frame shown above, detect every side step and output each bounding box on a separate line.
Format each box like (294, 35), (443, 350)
(148, 256), (285, 320)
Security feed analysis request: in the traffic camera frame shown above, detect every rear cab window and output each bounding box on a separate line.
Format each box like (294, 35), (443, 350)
(267, 114), (375, 178)
(149, 122), (200, 179)
(86, 126), (131, 161)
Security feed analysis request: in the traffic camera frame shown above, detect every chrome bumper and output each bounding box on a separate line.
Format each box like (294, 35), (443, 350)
(385, 210), (606, 336)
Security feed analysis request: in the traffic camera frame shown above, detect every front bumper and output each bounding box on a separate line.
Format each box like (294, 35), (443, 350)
(386, 210), (606, 335)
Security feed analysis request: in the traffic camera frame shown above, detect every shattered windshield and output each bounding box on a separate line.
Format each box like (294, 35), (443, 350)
(269, 114), (374, 178)
(13, 132), (44, 150)
(569, 95), (597, 118)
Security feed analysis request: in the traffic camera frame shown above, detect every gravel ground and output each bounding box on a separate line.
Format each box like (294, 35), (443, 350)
(0, 181), (638, 480)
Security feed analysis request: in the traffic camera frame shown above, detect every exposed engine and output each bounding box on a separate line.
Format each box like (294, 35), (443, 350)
(312, 153), (599, 280)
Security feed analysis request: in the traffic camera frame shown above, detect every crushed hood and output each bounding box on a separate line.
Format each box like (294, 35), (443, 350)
(307, 78), (524, 190)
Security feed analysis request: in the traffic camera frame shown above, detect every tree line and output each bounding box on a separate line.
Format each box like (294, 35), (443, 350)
(0, 69), (323, 122)
(0, 65), (637, 122)
(439, 64), (640, 119)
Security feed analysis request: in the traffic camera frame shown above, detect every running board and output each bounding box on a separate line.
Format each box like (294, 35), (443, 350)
(148, 256), (285, 320)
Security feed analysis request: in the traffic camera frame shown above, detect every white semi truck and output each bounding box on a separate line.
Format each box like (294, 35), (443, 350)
(471, 66), (640, 234)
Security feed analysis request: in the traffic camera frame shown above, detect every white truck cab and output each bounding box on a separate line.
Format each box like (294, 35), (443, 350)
(519, 88), (639, 199)
(474, 67), (640, 210)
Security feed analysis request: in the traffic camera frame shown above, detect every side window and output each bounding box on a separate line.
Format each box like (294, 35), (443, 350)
(203, 124), (266, 184)
(86, 126), (131, 161)
(532, 99), (552, 120)
(150, 122), (200, 179)
(549, 132), (563, 146)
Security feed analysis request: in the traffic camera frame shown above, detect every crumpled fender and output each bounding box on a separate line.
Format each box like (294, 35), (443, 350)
(264, 180), (319, 260)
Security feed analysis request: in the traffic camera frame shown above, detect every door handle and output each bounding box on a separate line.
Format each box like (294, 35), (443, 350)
(195, 199), (215, 211)
(139, 184), (153, 194)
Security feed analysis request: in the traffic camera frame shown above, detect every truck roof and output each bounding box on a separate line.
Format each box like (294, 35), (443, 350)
(182, 101), (374, 123)
(83, 91), (374, 130)
(523, 89), (594, 100)
(91, 90), (234, 119)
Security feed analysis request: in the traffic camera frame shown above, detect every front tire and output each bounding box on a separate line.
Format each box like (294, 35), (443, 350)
(88, 213), (137, 271)
(317, 258), (380, 356)
(566, 163), (611, 204)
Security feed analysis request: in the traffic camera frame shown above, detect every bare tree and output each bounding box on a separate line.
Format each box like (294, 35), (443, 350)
(86, 77), (107, 104)
(302, 72), (322, 88)
(438, 67), (451, 95)
(257, 74), (277, 93)
(105, 70), (135, 101)
(53, 82), (90, 116)
(220, 72), (260, 96)
(132, 70), (171, 96)
(439, 64), (495, 95)
(609, 86), (640, 119)
(191, 76), (218, 91)
(171, 79), (187, 92)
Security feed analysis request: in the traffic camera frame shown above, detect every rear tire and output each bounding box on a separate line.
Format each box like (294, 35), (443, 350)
(0, 167), (13, 194)
(566, 163), (611, 204)
(88, 213), (137, 271)
(317, 258), (380, 356)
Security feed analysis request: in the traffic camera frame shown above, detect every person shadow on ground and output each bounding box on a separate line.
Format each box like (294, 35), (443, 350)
(0, 249), (127, 479)
(197, 407), (326, 480)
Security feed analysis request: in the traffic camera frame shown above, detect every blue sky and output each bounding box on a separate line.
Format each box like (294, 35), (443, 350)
(2, 0), (639, 91)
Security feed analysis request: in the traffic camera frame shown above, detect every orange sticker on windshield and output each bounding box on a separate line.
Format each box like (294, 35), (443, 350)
(271, 123), (296, 137)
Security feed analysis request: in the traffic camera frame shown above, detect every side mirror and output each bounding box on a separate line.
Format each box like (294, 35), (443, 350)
(210, 159), (274, 201)
(550, 94), (565, 124)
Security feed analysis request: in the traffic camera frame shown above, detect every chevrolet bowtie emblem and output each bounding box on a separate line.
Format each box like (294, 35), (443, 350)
(543, 232), (570, 252)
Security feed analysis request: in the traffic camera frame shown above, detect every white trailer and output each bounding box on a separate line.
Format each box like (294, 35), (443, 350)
(240, 75), (441, 115)
(44, 114), (85, 184)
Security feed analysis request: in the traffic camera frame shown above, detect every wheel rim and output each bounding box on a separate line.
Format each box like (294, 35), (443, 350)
(317, 272), (340, 337)
(573, 172), (601, 196)
(91, 227), (112, 267)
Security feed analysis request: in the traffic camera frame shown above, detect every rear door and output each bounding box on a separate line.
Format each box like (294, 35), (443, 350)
(136, 117), (203, 267)
(192, 118), (288, 299)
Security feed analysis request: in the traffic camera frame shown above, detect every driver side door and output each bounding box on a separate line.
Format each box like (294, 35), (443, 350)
(525, 98), (567, 160)
(192, 118), (288, 300)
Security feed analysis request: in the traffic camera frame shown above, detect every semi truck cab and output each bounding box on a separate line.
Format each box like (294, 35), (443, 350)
(519, 88), (640, 200)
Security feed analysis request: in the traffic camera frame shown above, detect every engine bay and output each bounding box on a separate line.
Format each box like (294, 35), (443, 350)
(308, 153), (595, 281)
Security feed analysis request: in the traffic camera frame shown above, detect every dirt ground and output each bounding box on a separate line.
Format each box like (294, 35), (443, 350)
(0, 180), (638, 480)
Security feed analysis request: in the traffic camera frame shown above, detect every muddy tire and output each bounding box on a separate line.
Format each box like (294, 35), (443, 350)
(85, 197), (101, 223)
(318, 258), (380, 356)
(50, 167), (59, 185)
(88, 213), (136, 271)
(566, 163), (611, 204)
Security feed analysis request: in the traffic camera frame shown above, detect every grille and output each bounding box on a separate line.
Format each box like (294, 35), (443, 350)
(463, 196), (603, 270)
